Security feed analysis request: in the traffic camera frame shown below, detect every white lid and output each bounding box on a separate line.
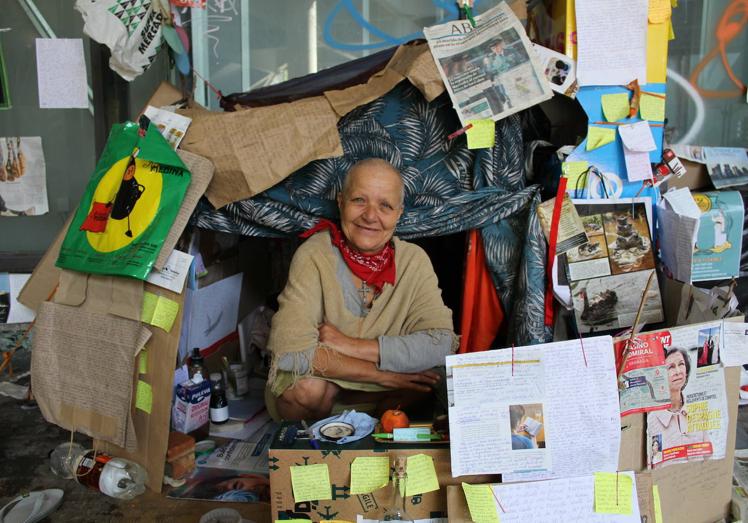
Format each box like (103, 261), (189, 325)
(209, 372), (222, 382)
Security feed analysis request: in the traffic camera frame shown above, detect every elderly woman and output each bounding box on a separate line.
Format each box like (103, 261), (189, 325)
(646, 347), (709, 467)
(265, 158), (457, 421)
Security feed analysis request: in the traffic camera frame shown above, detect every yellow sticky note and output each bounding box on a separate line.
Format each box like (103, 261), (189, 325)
(648, 0), (672, 23)
(141, 292), (158, 324)
(290, 463), (332, 502)
(668, 20), (675, 40)
(462, 483), (500, 523)
(594, 472), (633, 515)
(135, 380), (153, 414)
(640, 93), (666, 121)
(138, 350), (148, 374)
(350, 457), (389, 495)
(405, 454), (439, 496)
(671, 0), (677, 6)
(586, 126), (616, 151)
(653, 485), (663, 523)
(466, 119), (496, 150)
(152, 296), (179, 332)
(141, 291), (179, 332)
(601, 93), (630, 122)
(274, 521), (312, 523)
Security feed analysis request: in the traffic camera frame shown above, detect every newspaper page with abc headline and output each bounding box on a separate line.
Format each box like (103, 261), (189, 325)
(423, 2), (552, 126)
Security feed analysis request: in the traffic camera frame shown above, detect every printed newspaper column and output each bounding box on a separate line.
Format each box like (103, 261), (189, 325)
(656, 187), (700, 283)
(645, 322), (728, 469)
(423, 2), (552, 125)
(537, 193), (588, 254)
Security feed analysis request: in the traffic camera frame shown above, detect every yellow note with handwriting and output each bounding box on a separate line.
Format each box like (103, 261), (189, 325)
(601, 93), (630, 122)
(640, 93), (666, 121)
(586, 126), (616, 151)
(653, 485), (663, 523)
(405, 454), (439, 496)
(594, 472), (633, 515)
(138, 350), (148, 374)
(135, 380), (153, 414)
(141, 291), (179, 332)
(649, 0), (672, 23)
(290, 463), (332, 502)
(350, 457), (389, 495)
(462, 483), (500, 523)
(466, 119), (496, 150)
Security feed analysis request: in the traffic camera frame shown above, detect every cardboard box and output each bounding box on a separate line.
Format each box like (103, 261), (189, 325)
(269, 425), (496, 522)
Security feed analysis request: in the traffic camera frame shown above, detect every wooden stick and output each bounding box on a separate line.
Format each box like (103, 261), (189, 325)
(617, 271), (656, 382)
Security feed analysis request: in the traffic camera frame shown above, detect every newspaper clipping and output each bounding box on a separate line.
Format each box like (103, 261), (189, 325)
(424, 2), (552, 125)
(614, 331), (671, 417)
(565, 199), (664, 333)
(0, 137), (48, 216)
(645, 322), (728, 469)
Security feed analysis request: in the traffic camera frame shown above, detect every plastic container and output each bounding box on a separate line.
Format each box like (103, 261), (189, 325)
(49, 443), (148, 500)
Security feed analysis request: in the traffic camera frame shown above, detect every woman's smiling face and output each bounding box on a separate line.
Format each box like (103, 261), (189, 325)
(337, 163), (403, 254)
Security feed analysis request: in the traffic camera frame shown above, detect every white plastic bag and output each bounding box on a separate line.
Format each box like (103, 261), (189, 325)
(75, 0), (166, 81)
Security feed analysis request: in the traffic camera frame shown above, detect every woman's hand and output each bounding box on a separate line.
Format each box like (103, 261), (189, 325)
(377, 369), (441, 392)
(318, 323), (380, 363)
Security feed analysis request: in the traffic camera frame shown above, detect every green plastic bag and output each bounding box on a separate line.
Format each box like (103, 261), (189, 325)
(56, 117), (191, 280)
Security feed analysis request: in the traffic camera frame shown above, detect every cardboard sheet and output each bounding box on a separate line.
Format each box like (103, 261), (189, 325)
(54, 270), (144, 322)
(98, 282), (187, 491)
(325, 42), (444, 117)
(31, 302), (151, 450)
(155, 150), (214, 270)
(179, 95), (342, 208)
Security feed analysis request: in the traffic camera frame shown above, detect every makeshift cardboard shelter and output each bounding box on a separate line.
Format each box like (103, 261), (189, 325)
(20, 18), (550, 489)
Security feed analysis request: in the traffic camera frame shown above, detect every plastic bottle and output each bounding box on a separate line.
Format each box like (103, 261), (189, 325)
(49, 443), (148, 500)
(374, 457), (414, 522)
(209, 372), (230, 424)
(189, 347), (205, 381)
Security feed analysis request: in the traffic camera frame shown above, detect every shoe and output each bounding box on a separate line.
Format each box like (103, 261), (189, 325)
(0, 489), (63, 523)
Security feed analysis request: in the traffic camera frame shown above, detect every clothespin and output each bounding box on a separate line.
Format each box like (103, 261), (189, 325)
(459, 0), (476, 28)
(626, 79), (641, 118)
(447, 123), (473, 140)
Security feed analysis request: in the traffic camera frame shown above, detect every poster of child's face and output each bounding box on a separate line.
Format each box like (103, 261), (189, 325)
(168, 469), (270, 502)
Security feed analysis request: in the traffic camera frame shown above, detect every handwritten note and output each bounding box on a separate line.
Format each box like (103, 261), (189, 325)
(575, 0), (648, 86)
(586, 126), (616, 151)
(619, 121), (656, 181)
(489, 473), (640, 522)
(135, 380), (153, 414)
(640, 94), (666, 121)
(562, 161), (590, 189)
(594, 472), (633, 514)
(648, 0), (672, 23)
(653, 485), (663, 523)
(290, 463), (332, 502)
(466, 119), (496, 150)
(350, 457), (389, 495)
(448, 337), (620, 480)
(601, 93), (630, 122)
(406, 454), (439, 495)
(720, 322), (748, 366)
(141, 292), (179, 332)
(35, 38), (89, 109)
(462, 483), (500, 523)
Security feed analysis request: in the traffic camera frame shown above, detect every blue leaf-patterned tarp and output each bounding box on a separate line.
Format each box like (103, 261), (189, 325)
(193, 82), (551, 346)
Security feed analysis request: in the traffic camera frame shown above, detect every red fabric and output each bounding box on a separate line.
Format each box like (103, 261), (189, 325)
(459, 230), (504, 353)
(79, 201), (112, 233)
(300, 219), (396, 294)
(544, 177), (568, 328)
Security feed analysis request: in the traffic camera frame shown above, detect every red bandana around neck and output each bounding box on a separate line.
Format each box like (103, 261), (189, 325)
(300, 219), (396, 294)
